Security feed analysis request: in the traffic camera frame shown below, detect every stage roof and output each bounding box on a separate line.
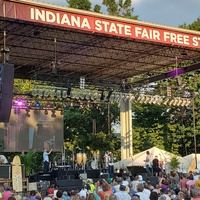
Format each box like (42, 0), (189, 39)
(1, 0), (200, 90)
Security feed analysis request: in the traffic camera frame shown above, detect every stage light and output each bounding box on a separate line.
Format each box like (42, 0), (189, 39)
(129, 94), (135, 102)
(32, 88), (37, 97)
(85, 91), (91, 100)
(139, 95), (146, 103)
(176, 98), (183, 107)
(173, 98), (179, 106)
(47, 103), (51, 108)
(114, 93), (120, 102)
(97, 91), (103, 101)
(51, 110), (56, 118)
(44, 89), (49, 97)
(56, 90), (61, 98)
(185, 99), (191, 107)
(169, 99), (175, 106)
(14, 107), (20, 114)
(70, 90), (75, 99)
(144, 96), (150, 104)
(35, 102), (40, 107)
(50, 89), (55, 98)
(163, 98), (169, 105)
(148, 96), (154, 104)
(25, 107), (30, 117)
(80, 76), (85, 89)
(38, 89), (43, 97)
(62, 90), (67, 98)
(16, 100), (23, 106)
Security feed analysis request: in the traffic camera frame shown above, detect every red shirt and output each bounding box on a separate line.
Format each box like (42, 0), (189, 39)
(97, 190), (112, 200)
(47, 188), (54, 194)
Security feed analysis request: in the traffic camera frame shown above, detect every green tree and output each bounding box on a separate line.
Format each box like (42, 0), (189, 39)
(179, 18), (200, 31)
(93, 4), (101, 13)
(103, 0), (138, 19)
(67, 0), (92, 10)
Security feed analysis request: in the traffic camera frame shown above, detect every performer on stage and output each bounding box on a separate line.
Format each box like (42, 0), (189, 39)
(20, 149), (26, 157)
(104, 151), (109, 169)
(43, 147), (52, 173)
(144, 151), (152, 176)
(152, 155), (161, 176)
(108, 152), (115, 174)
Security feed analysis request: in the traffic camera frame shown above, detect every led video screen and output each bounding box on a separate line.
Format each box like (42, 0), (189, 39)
(0, 109), (63, 152)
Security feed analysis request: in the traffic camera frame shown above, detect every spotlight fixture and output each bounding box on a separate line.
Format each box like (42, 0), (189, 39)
(38, 89), (43, 97)
(163, 98), (170, 105)
(50, 89), (55, 98)
(185, 99), (191, 107)
(144, 96), (150, 104)
(176, 98), (183, 107)
(169, 99), (175, 106)
(60, 110), (64, 115)
(56, 90), (61, 98)
(44, 110), (48, 115)
(51, 110), (56, 118)
(62, 90), (67, 98)
(80, 76), (85, 89)
(44, 89), (49, 97)
(35, 102), (40, 107)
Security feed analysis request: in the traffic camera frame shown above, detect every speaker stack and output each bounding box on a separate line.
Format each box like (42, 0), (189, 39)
(0, 63), (14, 123)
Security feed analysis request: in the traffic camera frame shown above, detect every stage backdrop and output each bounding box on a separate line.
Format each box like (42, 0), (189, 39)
(0, 109), (63, 152)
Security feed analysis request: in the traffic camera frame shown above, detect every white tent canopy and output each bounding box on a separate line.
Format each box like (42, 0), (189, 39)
(114, 146), (186, 172)
(182, 154), (200, 172)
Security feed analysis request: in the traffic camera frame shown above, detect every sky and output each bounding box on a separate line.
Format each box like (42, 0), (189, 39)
(37, 0), (200, 27)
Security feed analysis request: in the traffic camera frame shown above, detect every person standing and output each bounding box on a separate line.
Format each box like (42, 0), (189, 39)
(152, 156), (161, 176)
(21, 149), (26, 157)
(144, 151), (152, 176)
(43, 147), (52, 173)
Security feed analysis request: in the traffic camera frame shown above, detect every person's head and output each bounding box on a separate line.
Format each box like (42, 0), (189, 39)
(178, 191), (185, 200)
(137, 184), (144, 192)
(150, 191), (158, 200)
(188, 173), (194, 180)
(192, 187), (200, 198)
(56, 190), (63, 198)
(3, 182), (8, 189)
(131, 194), (140, 200)
(109, 194), (117, 200)
(86, 193), (95, 200)
(43, 147), (47, 152)
(146, 151), (150, 155)
(8, 196), (16, 200)
(21, 149), (25, 154)
(119, 184), (126, 191)
(102, 183), (110, 191)
(30, 190), (36, 197)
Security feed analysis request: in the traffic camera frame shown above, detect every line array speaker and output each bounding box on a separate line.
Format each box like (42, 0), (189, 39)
(0, 63), (14, 123)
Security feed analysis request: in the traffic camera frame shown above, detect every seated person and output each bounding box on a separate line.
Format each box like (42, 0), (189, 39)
(0, 155), (8, 164)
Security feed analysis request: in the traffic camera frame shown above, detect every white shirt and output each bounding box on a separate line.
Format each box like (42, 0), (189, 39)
(136, 192), (150, 200)
(0, 155), (8, 164)
(115, 191), (131, 200)
(146, 155), (151, 166)
(143, 188), (151, 197)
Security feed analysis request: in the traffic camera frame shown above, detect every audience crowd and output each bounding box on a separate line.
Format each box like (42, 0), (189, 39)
(1, 170), (200, 200)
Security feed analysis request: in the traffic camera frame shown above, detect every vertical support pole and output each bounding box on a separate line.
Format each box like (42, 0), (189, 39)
(120, 100), (132, 160)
